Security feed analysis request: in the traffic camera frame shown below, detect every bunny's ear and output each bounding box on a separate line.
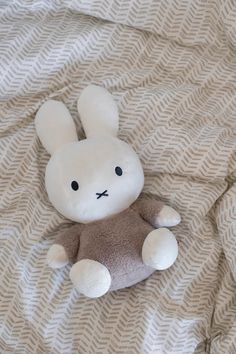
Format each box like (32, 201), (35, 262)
(77, 85), (119, 138)
(35, 100), (78, 155)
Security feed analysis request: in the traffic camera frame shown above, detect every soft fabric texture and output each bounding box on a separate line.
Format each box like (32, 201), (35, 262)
(134, 199), (180, 228)
(45, 136), (145, 223)
(1, 0), (236, 352)
(37, 85), (145, 224)
(36, 85), (179, 297)
(70, 259), (112, 298)
(47, 244), (69, 269)
(77, 85), (119, 138)
(142, 228), (178, 270)
(35, 100), (78, 155)
(52, 200), (166, 292)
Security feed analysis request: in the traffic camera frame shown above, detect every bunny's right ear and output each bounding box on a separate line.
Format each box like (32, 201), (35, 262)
(77, 85), (119, 138)
(35, 100), (78, 155)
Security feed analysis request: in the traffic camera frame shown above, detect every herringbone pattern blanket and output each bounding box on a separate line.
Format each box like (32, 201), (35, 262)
(1, 1), (236, 353)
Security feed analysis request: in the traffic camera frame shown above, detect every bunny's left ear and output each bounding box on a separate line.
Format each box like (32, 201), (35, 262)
(77, 85), (119, 138)
(35, 100), (78, 155)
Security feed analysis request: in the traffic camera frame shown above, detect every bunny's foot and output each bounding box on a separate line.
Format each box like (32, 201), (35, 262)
(70, 259), (111, 298)
(142, 228), (178, 270)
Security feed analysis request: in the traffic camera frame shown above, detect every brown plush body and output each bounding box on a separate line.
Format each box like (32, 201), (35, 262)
(55, 200), (164, 291)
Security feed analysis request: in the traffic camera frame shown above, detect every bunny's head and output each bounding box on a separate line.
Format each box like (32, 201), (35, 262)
(35, 86), (144, 223)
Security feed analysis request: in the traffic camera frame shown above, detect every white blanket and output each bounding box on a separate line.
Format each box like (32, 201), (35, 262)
(1, 1), (236, 353)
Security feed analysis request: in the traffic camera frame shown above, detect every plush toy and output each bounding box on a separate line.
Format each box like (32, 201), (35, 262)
(35, 85), (180, 298)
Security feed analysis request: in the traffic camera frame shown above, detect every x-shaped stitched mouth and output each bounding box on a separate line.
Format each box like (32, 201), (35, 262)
(96, 190), (109, 199)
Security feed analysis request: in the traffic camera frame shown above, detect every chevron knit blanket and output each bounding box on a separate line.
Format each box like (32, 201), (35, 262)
(1, 1), (236, 353)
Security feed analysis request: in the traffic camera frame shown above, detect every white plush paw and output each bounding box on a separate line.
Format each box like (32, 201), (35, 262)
(156, 206), (181, 227)
(142, 228), (178, 270)
(47, 244), (69, 269)
(69, 259), (111, 298)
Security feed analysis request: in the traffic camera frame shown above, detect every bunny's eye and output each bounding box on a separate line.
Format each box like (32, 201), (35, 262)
(115, 166), (123, 176)
(71, 181), (79, 191)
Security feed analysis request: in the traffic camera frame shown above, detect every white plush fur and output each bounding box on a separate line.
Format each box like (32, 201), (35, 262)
(142, 228), (178, 270)
(36, 85), (180, 295)
(156, 206), (181, 227)
(35, 100), (78, 155)
(45, 136), (144, 223)
(69, 259), (111, 298)
(77, 85), (119, 138)
(36, 86), (144, 223)
(47, 244), (69, 268)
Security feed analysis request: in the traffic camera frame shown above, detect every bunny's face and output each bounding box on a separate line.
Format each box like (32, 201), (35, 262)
(35, 85), (144, 223)
(45, 137), (144, 223)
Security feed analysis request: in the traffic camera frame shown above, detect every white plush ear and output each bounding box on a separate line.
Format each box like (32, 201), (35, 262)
(77, 85), (119, 138)
(35, 100), (78, 155)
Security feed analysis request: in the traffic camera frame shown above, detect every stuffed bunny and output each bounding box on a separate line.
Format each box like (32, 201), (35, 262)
(35, 85), (180, 298)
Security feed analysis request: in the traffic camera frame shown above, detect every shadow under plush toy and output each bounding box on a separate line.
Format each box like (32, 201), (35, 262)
(35, 85), (181, 298)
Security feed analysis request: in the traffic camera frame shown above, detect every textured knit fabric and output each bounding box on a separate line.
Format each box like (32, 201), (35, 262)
(1, 1), (236, 353)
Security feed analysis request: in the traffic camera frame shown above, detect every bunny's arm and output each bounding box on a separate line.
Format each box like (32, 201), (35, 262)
(47, 224), (83, 269)
(133, 199), (181, 228)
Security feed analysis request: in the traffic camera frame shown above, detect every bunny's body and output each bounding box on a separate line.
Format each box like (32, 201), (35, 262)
(54, 204), (156, 291)
(35, 85), (180, 298)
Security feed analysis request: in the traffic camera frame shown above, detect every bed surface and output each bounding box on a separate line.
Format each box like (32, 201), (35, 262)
(1, 1), (236, 353)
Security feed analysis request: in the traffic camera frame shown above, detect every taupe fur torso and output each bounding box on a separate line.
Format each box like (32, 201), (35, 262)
(57, 200), (164, 291)
(78, 207), (154, 290)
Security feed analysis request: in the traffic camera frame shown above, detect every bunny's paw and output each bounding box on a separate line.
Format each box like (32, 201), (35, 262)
(47, 244), (69, 269)
(69, 259), (111, 298)
(156, 206), (181, 227)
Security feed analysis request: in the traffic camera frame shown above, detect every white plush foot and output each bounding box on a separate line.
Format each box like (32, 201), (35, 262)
(156, 206), (181, 227)
(69, 259), (111, 298)
(47, 244), (69, 269)
(142, 228), (178, 270)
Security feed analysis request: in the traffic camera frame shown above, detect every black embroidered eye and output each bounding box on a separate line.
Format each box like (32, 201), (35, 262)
(71, 181), (79, 191)
(115, 166), (123, 176)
